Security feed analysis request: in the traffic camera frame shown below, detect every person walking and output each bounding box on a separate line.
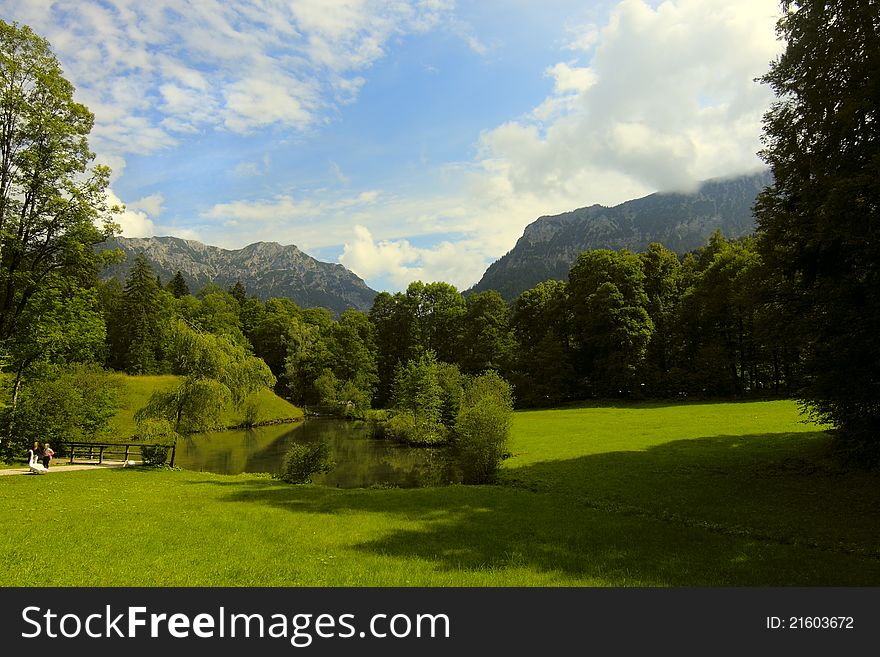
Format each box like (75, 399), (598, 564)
(42, 442), (54, 469)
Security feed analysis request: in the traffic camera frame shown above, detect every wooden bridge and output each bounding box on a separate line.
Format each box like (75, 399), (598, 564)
(62, 441), (177, 467)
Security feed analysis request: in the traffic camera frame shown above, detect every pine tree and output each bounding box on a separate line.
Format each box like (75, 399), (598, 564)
(122, 254), (162, 373)
(168, 270), (190, 298)
(228, 280), (246, 305)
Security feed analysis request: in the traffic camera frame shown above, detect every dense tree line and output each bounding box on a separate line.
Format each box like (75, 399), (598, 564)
(73, 228), (797, 418)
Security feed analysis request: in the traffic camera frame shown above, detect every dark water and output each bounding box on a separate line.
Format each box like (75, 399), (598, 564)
(173, 419), (447, 488)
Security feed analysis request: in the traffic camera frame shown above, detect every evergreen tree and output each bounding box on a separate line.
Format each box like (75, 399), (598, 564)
(228, 280), (247, 305)
(754, 0), (880, 457)
(168, 271), (190, 298)
(122, 254), (162, 373)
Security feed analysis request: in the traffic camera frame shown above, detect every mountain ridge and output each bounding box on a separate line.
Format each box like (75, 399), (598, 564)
(98, 235), (377, 315)
(469, 170), (772, 300)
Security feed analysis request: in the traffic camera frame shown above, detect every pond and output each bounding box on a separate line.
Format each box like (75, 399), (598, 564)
(173, 418), (448, 488)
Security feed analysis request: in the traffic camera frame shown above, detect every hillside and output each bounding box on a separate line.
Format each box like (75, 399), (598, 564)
(108, 374), (303, 439)
(470, 170), (772, 300)
(98, 236), (377, 315)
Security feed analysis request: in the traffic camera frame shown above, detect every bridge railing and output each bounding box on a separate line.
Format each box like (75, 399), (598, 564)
(61, 441), (177, 467)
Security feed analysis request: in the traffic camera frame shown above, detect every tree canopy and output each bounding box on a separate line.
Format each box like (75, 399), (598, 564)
(755, 0), (880, 459)
(0, 20), (118, 342)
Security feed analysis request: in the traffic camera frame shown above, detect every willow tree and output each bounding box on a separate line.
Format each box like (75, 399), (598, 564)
(754, 1), (880, 459)
(136, 320), (276, 434)
(0, 21), (118, 343)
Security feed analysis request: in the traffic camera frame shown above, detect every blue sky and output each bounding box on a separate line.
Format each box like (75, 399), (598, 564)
(4, 0), (782, 292)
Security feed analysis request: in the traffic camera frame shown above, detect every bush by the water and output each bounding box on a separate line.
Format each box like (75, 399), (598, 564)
(384, 410), (447, 446)
(277, 442), (334, 484)
(135, 417), (178, 466)
(389, 353), (460, 445)
(452, 371), (514, 484)
(140, 444), (170, 466)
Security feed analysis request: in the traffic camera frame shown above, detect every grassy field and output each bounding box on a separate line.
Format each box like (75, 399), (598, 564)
(107, 374), (304, 439)
(1, 399), (878, 586)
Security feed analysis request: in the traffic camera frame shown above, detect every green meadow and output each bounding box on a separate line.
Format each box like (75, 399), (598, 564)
(107, 374), (304, 438)
(2, 400), (878, 587)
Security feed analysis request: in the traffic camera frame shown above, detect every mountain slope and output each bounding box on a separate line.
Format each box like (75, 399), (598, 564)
(99, 236), (377, 314)
(470, 170), (772, 301)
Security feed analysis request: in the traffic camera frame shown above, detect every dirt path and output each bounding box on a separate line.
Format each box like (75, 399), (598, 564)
(0, 461), (135, 476)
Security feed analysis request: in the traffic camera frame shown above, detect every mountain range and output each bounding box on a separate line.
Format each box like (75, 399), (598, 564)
(98, 236), (378, 315)
(98, 170), (772, 313)
(469, 170), (772, 300)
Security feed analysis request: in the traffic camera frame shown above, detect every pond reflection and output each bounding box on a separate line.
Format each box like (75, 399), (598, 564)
(174, 419), (448, 488)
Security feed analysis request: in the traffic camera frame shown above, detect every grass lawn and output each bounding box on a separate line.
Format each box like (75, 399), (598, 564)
(107, 374), (304, 439)
(1, 400), (878, 587)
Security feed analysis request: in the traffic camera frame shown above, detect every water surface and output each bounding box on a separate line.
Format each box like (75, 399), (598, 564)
(174, 419), (446, 488)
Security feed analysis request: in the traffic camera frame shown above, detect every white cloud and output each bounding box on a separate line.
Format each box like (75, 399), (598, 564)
(0, 0), (458, 163)
(197, 189), (384, 250)
(107, 190), (156, 238)
(546, 62), (596, 94)
(222, 75), (318, 132)
(127, 193), (165, 218)
(204, 190), (381, 223)
(340, 0), (784, 290)
(339, 225), (488, 290)
(478, 0), (781, 202)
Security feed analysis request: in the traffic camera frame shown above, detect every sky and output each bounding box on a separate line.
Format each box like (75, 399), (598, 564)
(3, 0), (784, 293)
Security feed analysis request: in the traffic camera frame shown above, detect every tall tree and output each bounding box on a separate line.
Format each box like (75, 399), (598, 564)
(754, 0), (880, 457)
(568, 249), (653, 397)
(283, 316), (332, 406)
(369, 291), (420, 406)
(0, 21), (117, 342)
(510, 280), (573, 406)
(247, 297), (301, 380)
(121, 254), (162, 373)
(459, 290), (516, 376)
(328, 310), (378, 397)
(405, 281), (465, 364)
(639, 243), (683, 395)
(168, 270), (189, 298)
(680, 236), (764, 396)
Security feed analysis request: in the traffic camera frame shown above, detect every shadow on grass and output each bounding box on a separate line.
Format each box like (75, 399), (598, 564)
(187, 431), (880, 586)
(527, 396), (802, 411)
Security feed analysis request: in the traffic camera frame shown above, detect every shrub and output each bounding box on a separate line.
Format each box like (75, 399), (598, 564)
(241, 400), (261, 428)
(6, 363), (121, 455)
(384, 410), (447, 446)
(277, 441), (334, 484)
(136, 417), (178, 466)
(452, 372), (514, 484)
(140, 444), (170, 466)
